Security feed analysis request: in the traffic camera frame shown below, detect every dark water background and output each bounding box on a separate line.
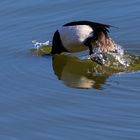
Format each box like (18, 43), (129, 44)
(0, 0), (140, 140)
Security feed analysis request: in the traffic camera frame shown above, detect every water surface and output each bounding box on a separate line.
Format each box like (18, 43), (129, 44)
(0, 0), (140, 140)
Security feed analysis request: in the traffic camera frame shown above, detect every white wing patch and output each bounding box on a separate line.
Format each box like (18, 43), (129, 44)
(58, 25), (93, 52)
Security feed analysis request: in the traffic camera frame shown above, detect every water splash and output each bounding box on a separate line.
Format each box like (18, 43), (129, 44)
(32, 40), (52, 49)
(89, 44), (134, 69)
(31, 40), (139, 71)
(31, 40), (52, 55)
(108, 45), (130, 66)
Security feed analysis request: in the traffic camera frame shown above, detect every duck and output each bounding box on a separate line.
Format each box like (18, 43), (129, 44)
(47, 20), (119, 65)
(51, 20), (117, 55)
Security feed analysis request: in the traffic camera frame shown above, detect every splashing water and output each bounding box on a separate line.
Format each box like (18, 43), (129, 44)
(32, 40), (139, 70)
(90, 44), (132, 68)
(109, 45), (131, 66)
(32, 40), (52, 55)
(32, 40), (52, 49)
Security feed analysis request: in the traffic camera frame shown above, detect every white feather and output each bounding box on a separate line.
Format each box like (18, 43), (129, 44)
(58, 25), (93, 52)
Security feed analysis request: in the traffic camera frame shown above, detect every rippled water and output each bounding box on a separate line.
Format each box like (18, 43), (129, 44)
(1, 0), (140, 140)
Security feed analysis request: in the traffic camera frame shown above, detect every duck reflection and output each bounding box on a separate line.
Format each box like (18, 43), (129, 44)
(52, 54), (119, 89)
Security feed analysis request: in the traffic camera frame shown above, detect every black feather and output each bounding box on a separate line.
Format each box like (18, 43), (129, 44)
(63, 20), (112, 39)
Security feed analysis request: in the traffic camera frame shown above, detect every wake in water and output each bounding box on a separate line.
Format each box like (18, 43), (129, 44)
(32, 40), (140, 70)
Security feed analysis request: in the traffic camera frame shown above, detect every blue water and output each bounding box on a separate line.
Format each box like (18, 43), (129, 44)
(0, 0), (140, 140)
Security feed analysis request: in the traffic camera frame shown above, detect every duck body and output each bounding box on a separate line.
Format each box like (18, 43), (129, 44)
(58, 24), (93, 52)
(51, 20), (116, 57)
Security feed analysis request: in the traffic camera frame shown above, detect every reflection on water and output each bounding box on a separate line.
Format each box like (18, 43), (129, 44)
(52, 54), (118, 89)
(31, 44), (140, 89)
(52, 53), (140, 89)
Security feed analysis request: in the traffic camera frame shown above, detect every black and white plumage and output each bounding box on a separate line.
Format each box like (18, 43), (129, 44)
(51, 20), (113, 55)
